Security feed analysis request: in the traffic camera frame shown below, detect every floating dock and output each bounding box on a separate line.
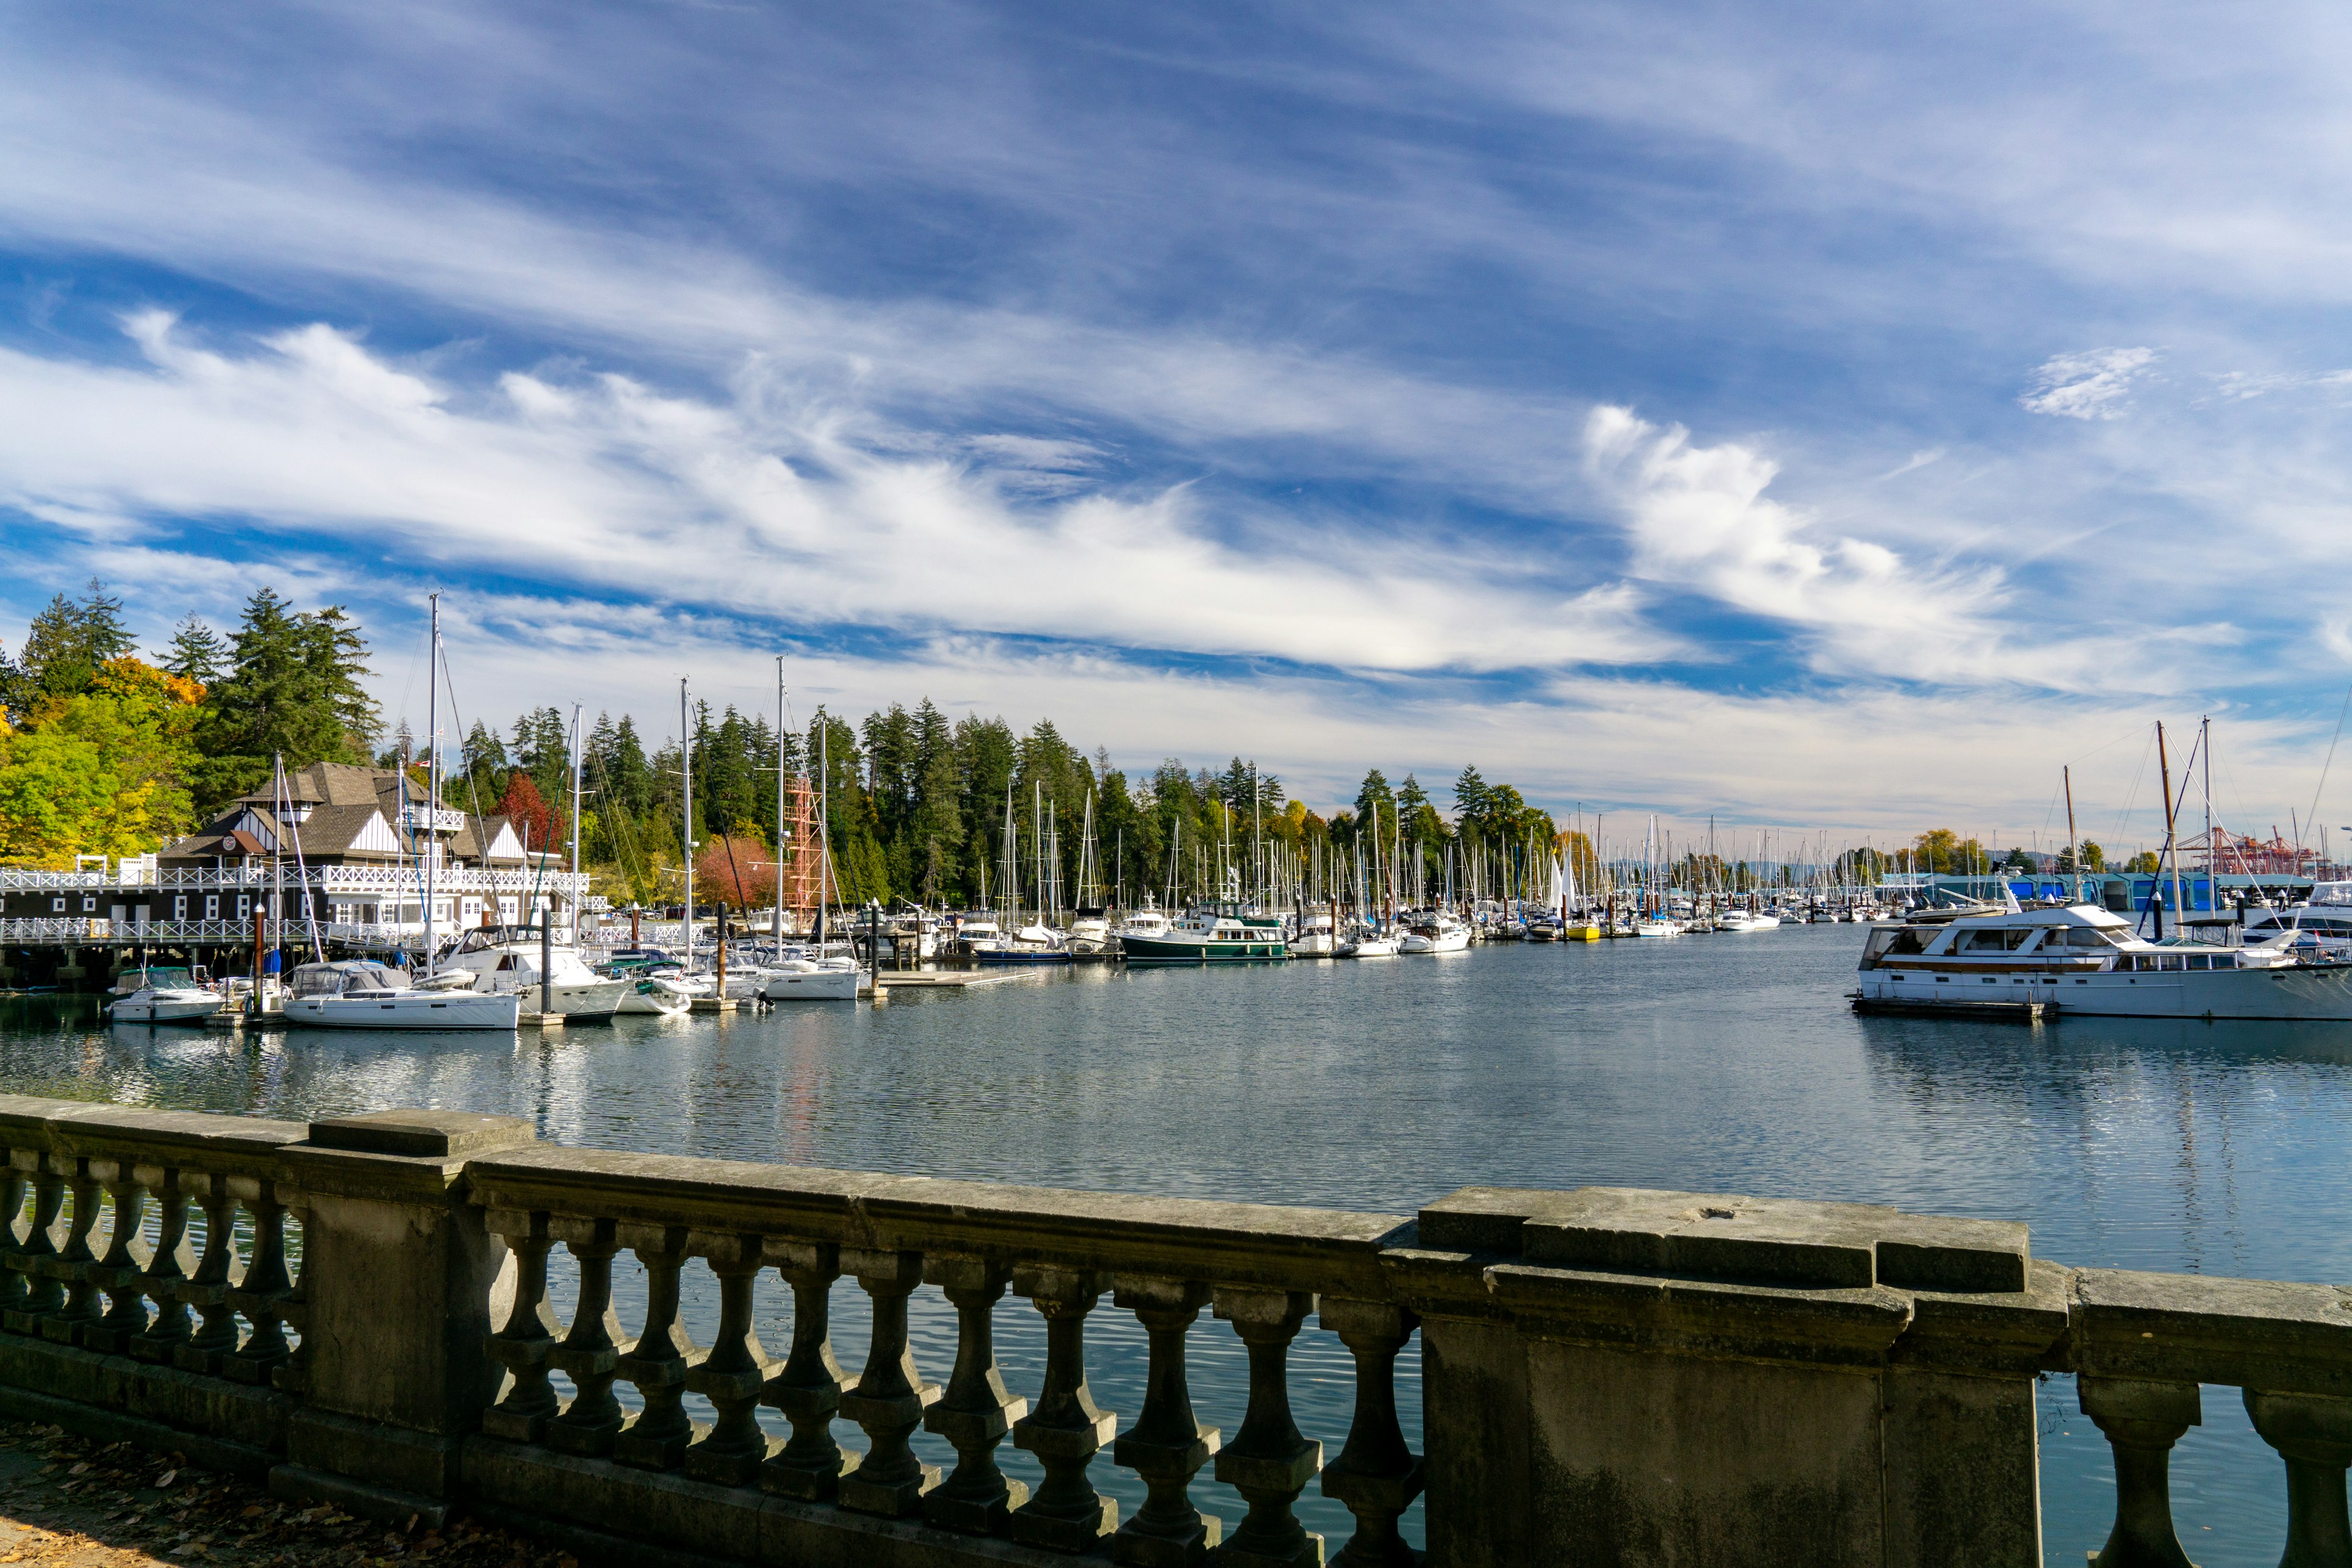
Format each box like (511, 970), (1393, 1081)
(876, 971), (1030, 989)
(1850, 994), (2052, 1022)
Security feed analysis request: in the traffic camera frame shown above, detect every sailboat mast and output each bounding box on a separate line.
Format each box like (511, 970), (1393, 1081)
(2064, 765), (2081, 903)
(681, 678), (695, 970)
(568, 703), (583, 933)
(424, 593), (440, 979)
(2156, 721), (2182, 934)
(785, 663), (794, 944)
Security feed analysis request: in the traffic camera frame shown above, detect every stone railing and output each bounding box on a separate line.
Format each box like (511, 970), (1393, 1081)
(0, 1099), (2343, 1567)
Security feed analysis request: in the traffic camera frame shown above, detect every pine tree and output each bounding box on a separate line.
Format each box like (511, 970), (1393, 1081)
(195, 589), (379, 810)
(161, 614), (227, 688)
(20, 579), (134, 703)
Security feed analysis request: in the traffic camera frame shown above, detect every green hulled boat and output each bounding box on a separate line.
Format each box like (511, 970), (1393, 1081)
(1115, 907), (1289, 962)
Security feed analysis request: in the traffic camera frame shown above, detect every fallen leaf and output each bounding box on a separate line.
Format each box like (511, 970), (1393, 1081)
(154, 1471), (176, 1488)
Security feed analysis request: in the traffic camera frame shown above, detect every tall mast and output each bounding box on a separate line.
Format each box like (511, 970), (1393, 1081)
(775, 660), (788, 942)
(790, 658), (799, 940)
(424, 593), (439, 978)
(2063, 765), (2080, 903)
(568, 702), (583, 933)
(2202, 714), (2214, 910)
(2157, 721), (2182, 935)
(681, 678), (695, 969)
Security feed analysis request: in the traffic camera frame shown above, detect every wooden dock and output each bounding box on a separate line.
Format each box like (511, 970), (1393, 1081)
(688, 997), (742, 1013)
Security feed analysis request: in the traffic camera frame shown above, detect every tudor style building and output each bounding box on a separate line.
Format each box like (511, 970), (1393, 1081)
(0, 762), (592, 989)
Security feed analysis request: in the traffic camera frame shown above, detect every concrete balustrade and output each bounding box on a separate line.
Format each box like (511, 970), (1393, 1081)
(0, 1096), (2342, 1567)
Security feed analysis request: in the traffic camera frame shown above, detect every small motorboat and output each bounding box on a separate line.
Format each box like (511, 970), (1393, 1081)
(760, 957), (861, 1000)
(614, 976), (693, 1016)
(108, 967), (227, 1025)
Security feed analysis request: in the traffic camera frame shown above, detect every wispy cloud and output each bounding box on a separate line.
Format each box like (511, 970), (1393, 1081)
(2019, 349), (2160, 420)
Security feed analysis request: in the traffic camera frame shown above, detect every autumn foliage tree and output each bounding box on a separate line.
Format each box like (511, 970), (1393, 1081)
(693, 832), (776, 910)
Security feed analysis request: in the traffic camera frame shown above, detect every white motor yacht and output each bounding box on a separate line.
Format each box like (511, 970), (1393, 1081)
(435, 927), (630, 1019)
(1716, 910), (1781, 933)
(1338, 923), (1401, 958)
(973, 923), (1075, 965)
(1399, 913), (1472, 954)
(108, 967), (227, 1025)
(1291, 910), (1340, 957)
(1634, 917), (1684, 938)
(1853, 903), (2352, 1019)
(1068, 914), (1114, 956)
(281, 960), (521, 1030)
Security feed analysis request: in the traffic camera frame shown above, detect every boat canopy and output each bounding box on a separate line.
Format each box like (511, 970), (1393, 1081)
(288, 961), (413, 998)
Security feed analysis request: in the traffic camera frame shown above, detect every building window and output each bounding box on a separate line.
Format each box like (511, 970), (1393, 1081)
(173, 895), (187, 921)
(81, 896), (96, 913)
(204, 894), (219, 919)
(50, 897), (65, 913)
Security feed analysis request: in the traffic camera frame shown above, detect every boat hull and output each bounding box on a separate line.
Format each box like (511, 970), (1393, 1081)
(283, 992), (522, 1030)
(110, 995), (225, 1024)
(1857, 964), (2352, 1021)
(761, 967), (861, 1000)
(1117, 933), (1288, 962)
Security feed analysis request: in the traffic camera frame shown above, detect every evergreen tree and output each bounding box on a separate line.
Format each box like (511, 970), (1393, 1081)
(161, 614), (227, 687)
(511, 706), (571, 805)
(20, 579), (134, 703)
(908, 743), (965, 903)
(195, 589), (379, 809)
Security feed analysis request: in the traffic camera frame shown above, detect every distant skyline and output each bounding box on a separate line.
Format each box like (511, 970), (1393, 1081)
(5, 2), (2351, 850)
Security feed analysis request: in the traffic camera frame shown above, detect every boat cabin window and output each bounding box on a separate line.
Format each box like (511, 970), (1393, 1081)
(1958, 928), (2031, 951)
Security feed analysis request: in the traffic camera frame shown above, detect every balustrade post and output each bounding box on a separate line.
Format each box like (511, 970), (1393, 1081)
(4, 1153), (64, 1331)
(613, 1223), (701, 1471)
(271, 1190), (312, 1395)
(127, 1164), (197, 1363)
(42, 1156), (102, 1344)
(838, 1247), (942, 1517)
(0, 1158), (25, 1319)
(1112, 1275), (1220, 1567)
(1012, 1263), (1117, 1553)
(2081, 1376), (2201, 1568)
(172, 1175), (244, 1374)
(921, 1253), (1028, 1534)
(1213, 1286), (1323, 1568)
(224, 1182), (293, 1382)
(2244, 1389), (2352, 1568)
(545, 1217), (626, 1456)
(760, 1241), (853, 1501)
(481, 1210), (562, 1441)
(1317, 1298), (1421, 1567)
(683, 1234), (780, 1485)
(268, 1110), (536, 1525)
(82, 1160), (152, 1352)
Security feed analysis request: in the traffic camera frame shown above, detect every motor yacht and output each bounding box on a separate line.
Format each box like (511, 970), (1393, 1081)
(1716, 909), (1781, 933)
(1337, 922), (1400, 958)
(1291, 910), (1340, 957)
(1634, 916), (1684, 938)
(1115, 906), (1287, 962)
(1400, 912), (1472, 954)
(1068, 913), (1114, 956)
(1853, 903), (2352, 1019)
(281, 960), (521, 1030)
(108, 967), (227, 1025)
(973, 923), (1075, 965)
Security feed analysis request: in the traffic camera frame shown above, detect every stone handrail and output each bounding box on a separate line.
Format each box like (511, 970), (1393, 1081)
(0, 1099), (2342, 1566)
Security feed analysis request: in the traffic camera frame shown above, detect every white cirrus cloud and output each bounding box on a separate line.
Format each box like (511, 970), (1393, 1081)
(2019, 348), (2160, 420)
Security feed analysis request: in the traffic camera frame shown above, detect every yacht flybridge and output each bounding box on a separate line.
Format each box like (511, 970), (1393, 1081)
(1855, 903), (2352, 1020)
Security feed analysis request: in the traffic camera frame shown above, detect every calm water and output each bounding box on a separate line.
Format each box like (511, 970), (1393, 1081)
(6, 924), (2348, 1563)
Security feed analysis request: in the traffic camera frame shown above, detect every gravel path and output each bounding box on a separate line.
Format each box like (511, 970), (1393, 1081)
(0, 1425), (573, 1568)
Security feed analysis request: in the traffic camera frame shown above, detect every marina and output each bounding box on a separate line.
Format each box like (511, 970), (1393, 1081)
(2, 926), (2345, 1566)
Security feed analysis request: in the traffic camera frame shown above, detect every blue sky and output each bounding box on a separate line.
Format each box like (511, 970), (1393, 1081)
(5, 0), (2351, 854)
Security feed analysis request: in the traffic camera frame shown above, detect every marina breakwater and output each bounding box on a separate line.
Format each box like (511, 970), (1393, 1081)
(3, 929), (2351, 1561)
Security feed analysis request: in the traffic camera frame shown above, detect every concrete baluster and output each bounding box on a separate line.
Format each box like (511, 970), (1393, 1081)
(683, 1235), (780, 1484)
(612, 1223), (702, 1471)
(760, 1241), (853, 1501)
(1213, 1286), (1324, 1568)
(4, 1155), (64, 1330)
(1317, 1298), (1422, 1568)
(544, 1217), (627, 1456)
(224, 1182), (293, 1381)
(1011, 1264), (1117, 1553)
(921, 1254), (1028, 1534)
(0, 1158), (27, 1317)
(2244, 1389), (2352, 1568)
(84, 1159), (153, 1352)
(838, 1248), (943, 1515)
(127, 1164), (198, 1363)
(1111, 1275), (1221, 1567)
(44, 1156), (104, 1343)
(482, 1209), (563, 1442)
(2081, 1376), (2201, 1568)
(172, 1175), (244, 1374)
(270, 1191), (314, 1395)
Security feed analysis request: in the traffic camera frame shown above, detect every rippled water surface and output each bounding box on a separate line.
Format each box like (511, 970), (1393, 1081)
(6, 924), (2348, 1564)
